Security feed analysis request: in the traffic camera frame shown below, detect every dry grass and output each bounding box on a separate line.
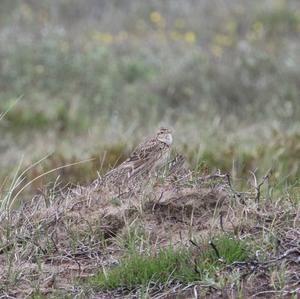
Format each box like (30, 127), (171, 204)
(0, 151), (299, 298)
(1, 2), (300, 296)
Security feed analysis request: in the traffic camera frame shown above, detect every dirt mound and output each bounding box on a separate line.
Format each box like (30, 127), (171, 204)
(0, 153), (299, 298)
(0, 153), (232, 297)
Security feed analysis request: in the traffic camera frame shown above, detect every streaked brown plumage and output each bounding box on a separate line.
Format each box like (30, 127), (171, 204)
(100, 127), (173, 187)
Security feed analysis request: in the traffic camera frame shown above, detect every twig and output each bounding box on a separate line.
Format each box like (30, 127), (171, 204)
(251, 289), (283, 298)
(263, 247), (300, 264)
(219, 211), (225, 232)
(152, 191), (164, 212)
(198, 172), (228, 182)
(189, 239), (201, 249)
(250, 168), (272, 204)
(251, 286), (300, 297)
(209, 241), (220, 259)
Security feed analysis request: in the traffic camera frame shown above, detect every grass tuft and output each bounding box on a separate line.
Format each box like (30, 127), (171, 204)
(89, 235), (249, 290)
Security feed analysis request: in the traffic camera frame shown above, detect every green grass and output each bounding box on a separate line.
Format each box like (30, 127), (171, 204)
(205, 235), (248, 263)
(91, 247), (196, 289)
(89, 235), (249, 290)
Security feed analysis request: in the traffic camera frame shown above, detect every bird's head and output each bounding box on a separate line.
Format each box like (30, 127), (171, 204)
(156, 127), (173, 145)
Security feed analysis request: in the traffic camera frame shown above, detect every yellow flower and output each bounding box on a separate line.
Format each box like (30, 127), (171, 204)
(253, 21), (263, 34)
(102, 33), (113, 44)
(150, 11), (162, 24)
(214, 34), (233, 47)
(184, 31), (196, 44)
(92, 32), (113, 44)
(211, 45), (223, 58)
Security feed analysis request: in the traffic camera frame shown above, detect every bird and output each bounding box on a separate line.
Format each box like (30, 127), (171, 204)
(100, 127), (173, 188)
(124, 127), (173, 178)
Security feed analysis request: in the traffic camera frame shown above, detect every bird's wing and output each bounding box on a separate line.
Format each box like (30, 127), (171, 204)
(127, 137), (159, 163)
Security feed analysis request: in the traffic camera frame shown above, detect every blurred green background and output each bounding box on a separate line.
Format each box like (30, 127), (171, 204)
(1, 0), (300, 192)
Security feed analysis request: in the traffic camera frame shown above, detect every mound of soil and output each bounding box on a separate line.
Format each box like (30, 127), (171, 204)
(0, 154), (299, 298)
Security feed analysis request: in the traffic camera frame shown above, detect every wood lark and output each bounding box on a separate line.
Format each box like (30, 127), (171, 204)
(99, 127), (173, 188)
(124, 127), (173, 178)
